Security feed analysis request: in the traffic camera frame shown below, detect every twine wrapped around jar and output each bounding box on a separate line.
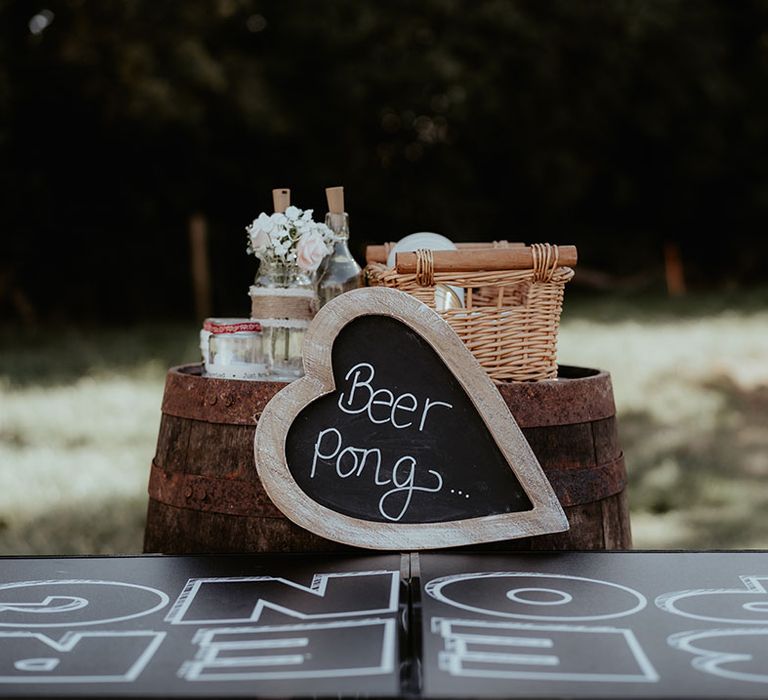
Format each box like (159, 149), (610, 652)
(249, 286), (317, 321)
(249, 258), (319, 380)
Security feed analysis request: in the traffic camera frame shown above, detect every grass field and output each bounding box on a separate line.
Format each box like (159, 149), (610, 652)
(2, 290), (768, 554)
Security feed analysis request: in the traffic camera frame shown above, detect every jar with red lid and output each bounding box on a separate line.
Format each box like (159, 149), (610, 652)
(203, 319), (269, 380)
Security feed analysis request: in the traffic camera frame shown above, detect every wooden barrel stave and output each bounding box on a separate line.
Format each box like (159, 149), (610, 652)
(145, 499), (343, 553)
(144, 364), (631, 553)
(602, 489), (631, 548)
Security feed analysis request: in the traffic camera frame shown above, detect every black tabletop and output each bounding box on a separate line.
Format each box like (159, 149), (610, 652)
(1, 551), (767, 698)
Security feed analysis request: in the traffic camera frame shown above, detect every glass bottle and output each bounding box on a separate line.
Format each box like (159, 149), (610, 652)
(317, 212), (363, 307)
(250, 257), (316, 381)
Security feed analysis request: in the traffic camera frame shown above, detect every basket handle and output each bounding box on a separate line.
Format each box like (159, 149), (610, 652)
(395, 244), (577, 275)
(364, 240), (525, 264)
(531, 243), (561, 282)
(415, 249), (435, 286)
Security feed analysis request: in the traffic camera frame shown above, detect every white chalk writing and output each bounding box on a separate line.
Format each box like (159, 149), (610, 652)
(310, 427), (443, 521)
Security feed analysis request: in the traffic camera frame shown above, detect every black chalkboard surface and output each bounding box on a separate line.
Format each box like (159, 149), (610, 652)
(256, 288), (567, 549)
(419, 551), (768, 698)
(3, 552), (768, 698)
(0, 554), (403, 698)
(286, 314), (532, 523)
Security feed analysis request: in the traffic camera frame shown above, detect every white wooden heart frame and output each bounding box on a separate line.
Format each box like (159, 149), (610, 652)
(254, 287), (569, 549)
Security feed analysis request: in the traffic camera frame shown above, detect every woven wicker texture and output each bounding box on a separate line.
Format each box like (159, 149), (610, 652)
(366, 242), (574, 382)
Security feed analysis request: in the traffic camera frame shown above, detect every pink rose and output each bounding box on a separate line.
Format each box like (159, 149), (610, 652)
(296, 229), (329, 272)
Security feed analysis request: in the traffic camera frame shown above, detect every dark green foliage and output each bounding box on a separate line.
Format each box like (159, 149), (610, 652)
(2, 0), (767, 320)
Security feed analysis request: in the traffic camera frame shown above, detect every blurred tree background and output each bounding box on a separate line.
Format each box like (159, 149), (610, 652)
(2, 0), (768, 323)
(3, 0), (768, 554)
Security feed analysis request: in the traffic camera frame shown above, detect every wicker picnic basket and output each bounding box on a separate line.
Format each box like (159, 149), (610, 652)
(365, 242), (576, 382)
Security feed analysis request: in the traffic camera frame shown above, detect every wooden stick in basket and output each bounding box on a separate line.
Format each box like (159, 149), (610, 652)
(395, 245), (578, 272)
(272, 188), (290, 213)
(365, 241), (525, 264)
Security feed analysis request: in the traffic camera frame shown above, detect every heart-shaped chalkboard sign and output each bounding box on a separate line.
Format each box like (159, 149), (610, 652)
(255, 287), (568, 549)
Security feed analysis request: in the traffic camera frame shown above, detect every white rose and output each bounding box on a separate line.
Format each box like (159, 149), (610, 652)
(246, 212), (275, 256)
(284, 205), (300, 221)
(256, 211), (274, 233)
(296, 229), (329, 272)
(250, 228), (271, 254)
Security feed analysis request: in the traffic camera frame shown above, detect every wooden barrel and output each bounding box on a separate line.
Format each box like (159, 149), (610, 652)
(143, 364), (631, 553)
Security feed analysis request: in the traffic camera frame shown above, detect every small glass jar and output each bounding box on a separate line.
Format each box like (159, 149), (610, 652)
(259, 319), (309, 381)
(250, 258), (317, 381)
(200, 317), (246, 366)
(203, 319), (270, 380)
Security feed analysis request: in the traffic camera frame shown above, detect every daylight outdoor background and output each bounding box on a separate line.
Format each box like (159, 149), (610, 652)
(2, 0), (768, 553)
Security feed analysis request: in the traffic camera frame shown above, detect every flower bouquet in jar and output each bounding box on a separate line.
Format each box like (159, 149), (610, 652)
(246, 199), (338, 381)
